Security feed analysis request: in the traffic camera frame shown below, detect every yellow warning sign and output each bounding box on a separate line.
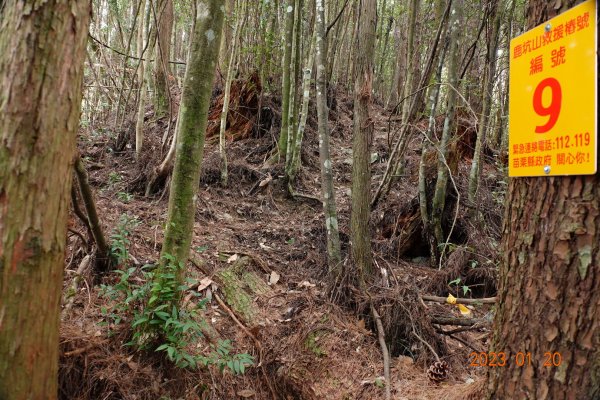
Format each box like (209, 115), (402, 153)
(509, 0), (597, 177)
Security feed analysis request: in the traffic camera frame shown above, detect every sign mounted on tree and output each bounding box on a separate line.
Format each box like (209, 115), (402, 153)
(509, 0), (597, 177)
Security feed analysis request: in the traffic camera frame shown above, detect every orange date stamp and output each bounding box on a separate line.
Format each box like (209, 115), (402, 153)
(469, 352), (562, 368)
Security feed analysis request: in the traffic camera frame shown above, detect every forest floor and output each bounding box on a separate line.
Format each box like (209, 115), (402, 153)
(60, 75), (504, 400)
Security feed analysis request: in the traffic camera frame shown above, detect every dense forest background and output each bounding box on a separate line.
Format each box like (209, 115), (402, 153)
(0, 0), (598, 399)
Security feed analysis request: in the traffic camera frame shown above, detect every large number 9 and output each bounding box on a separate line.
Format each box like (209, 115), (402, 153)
(533, 77), (562, 134)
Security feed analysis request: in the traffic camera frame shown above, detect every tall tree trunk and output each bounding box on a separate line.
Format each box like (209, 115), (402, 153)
(278, 0), (295, 160)
(493, 0), (517, 154)
(371, 1), (450, 209)
(219, 7), (244, 186)
(154, 0), (173, 119)
(136, 0), (148, 159)
(430, 0), (462, 254)
(400, 0), (420, 123)
(289, 29), (316, 183)
(386, 25), (404, 111)
(218, 0), (236, 72)
(468, 0), (500, 206)
(285, 0), (303, 180)
(419, 39), (448, 267)
(375, 13), (393, 97)
(159, 0), (224, 271)
(0, 1), (90, 398)
(316, 0), (342, 275)
(486, 0), (600, 398)
(351, 0), (377, 284)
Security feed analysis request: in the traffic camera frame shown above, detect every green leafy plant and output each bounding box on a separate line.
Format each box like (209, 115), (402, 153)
(110, 214), (140, 265)
(194, 245), (209, 253)
(305, 330), (326, 357)
(100, 253), (253, 372)
(99, 265), (150, 329)
(117, 191), (133, 203)
(449, 277), (472, 296)
(108, 171), (123, 186)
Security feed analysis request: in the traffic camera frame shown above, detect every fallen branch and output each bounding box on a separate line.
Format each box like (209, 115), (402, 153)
(371, 304), (391, 400)
(436, 330), (482, 353)
(431, 316), (486, 326)
(62, 339), (108, 357)
(89, 33), (186, 65)
(439, 325), (482, 335)
(422, 295), (496, 304)
(288, 183), (322, 203)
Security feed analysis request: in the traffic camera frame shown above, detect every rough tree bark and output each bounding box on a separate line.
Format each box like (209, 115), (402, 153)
(486, 0), (600, 398)
(316, 0), (342, 275)
(154, 0), (173, 119)
(0, 1), (90, 398)
(351, 0), (377, 283)
(158, 0), (224, 271)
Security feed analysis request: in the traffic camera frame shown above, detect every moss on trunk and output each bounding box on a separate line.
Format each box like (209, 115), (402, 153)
(159, 0), (225, 271)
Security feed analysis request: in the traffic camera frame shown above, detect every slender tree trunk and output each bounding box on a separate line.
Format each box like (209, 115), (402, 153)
(154, 0), (173, 119)
(345, 1), (359, 92)
(351, 0), (377, 284)
(285, 0), (303, 179)
(0, 1), (90, 398)
(136, 0), (148, 159)
(386, 26), (404, 111)
(278, 0), (295, 159)
(74, 157), (113, 272)
(218, 0), (236, 72)
(289, 29), (316, 183)
(219, 8), (244, 186)
(494, 0), (517, 155)
(371, 1), (450, 209)
(316, 0), (342, 275)
(400, 0), (420, 123)
(114, 1), (142, 128)
(159, 0), (224, 269)
(375, 14), (393, 97)
(468, 0), (500, 206)
(419, 39), (448, 266)
(430, 0), (462, 252)
(487, 0), (600, 398)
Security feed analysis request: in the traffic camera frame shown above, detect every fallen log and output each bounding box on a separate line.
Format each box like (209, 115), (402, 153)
(422, 295), (496, 304)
